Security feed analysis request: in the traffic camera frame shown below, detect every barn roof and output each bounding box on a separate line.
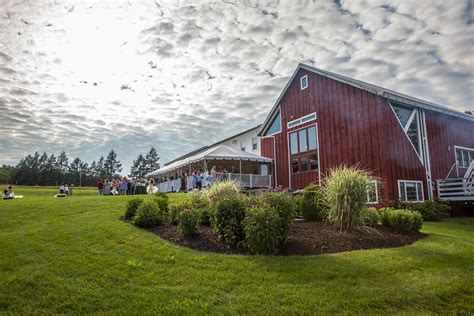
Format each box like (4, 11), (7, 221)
(259, 63), (474, 135)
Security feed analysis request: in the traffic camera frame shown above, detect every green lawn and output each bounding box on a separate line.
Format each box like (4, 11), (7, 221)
(0, 189), (473, 314)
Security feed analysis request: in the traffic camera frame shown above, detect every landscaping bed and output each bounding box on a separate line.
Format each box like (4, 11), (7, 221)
(144, 219), (427, 256)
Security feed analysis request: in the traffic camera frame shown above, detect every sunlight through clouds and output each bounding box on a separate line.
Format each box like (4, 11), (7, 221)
(0, 0), (473, 172)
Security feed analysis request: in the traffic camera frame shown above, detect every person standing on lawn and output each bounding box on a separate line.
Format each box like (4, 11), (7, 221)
(97, 178), (104, 195)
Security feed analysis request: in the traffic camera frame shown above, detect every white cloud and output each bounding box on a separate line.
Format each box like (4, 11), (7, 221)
(0, 0), (473, 172)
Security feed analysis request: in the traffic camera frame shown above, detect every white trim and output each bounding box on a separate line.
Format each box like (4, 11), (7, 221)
(262, 108), (282, 136)
(286, 123), (321, 188)
(421, 110), (433, 200)
(366, 180), (378, 204)
(397, 180), (424, 202)
(300, 74), (308, 90)
(388, 101), (424, 164)
(454, 146), (474, 168)
(404, 109), (417, 133)
(287, 112), (317, 129)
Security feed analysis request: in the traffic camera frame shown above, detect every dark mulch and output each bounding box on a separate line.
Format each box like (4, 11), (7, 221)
(139, 220), (427, 256)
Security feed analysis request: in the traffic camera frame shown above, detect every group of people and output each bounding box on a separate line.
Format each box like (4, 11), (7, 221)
(2, 185), (14, 200)
(157, 165), (239, 192)
(96, 177), (150, 196)
(59, 184), (74, 196)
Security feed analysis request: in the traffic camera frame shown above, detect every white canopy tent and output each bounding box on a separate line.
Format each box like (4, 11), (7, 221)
(146, 144), (272, 177)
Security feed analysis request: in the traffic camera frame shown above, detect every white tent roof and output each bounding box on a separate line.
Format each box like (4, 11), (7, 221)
(146, 144), (272, 177)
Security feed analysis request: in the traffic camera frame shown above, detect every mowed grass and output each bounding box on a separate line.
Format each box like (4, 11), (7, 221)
(0, 189), (473, 314)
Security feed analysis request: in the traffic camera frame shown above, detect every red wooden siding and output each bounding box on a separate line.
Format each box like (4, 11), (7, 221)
(260, 68), (450, 205)
(425, 110), (474, 180)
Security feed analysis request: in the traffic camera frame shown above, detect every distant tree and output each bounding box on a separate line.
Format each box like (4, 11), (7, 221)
(38, 152), (49, 185)
(57, 151), (69, 183)
(130, 153), (147, 178)
(0, 165), (17, 184)
(96, 156), (107, 178)
(89, 160), (97, 177)
(104, 149), (122, 178)
(144, 147), (160, 175)
(43, 154), (58, 185)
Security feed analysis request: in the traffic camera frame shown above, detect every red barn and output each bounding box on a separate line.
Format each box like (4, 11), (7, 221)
(258, 64), (474, 210)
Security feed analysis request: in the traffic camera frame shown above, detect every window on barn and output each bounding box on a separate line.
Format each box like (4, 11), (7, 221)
(289, 125), (319, 175)
(287, 113), (317, 129)
(366, 180), (378, 204)
(455, 147), (474, 168)
(264, 110), (281, 136)
(300, 75), (308, 90)
(390, 101), (422, 158)
(398, 180), (424, 202)
(252, 138), (258, 150)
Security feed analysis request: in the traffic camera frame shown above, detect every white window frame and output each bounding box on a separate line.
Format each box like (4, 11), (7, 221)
(300, 75), (308, 90)
(240, 140), (245, 152)
(388, 101), (423, 164)
(398, 180), (424, 202)
(287, 112), (317, 129)
(252, 137), (258, 151)
(263, 109), (282, 137)
(366, 180), (378, 204)
(454, 145), (474, 168)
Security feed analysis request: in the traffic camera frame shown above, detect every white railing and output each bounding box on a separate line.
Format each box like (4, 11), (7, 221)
(157, 179), (181, 193)
(157, 173), (272, 192)
(436, 177), (474, 201)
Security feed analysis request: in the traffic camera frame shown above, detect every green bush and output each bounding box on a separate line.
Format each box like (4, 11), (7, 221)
(124, 197), (143, 220)
(243, 206), (281, 254)
(207, 181), (240, 203)
(177, 209), (200, 237)
(300, 184), (326, 221)
(209, 195), (247, 246)
(409, 200), (451, 221)
(133, 199), (164, 227)
(187, 192), (211, 225)
(362, 207), (379, 227)
(379, 207), (394, 226)
(260, 191), (297, 242)
(412, 211), (423, 231)
(153, 196), (169, 214)
(325, 167), (373, 231)
(385, 209), (423, 232)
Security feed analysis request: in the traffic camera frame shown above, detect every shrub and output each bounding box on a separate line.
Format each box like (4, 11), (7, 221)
(243, 206), (281, 254)
(124, 197), (143, 220)
(409, 200), (451, 221)
(260, 191), (297, 242)
(384, 209), (423, 232)
(153, 196), (169, 214)
(325, 166), (373, 231)
(207, 181), (240, 203)
(169, 203), (187, 225)
(300, 184), (327, 221)
(362, 207), (379, 227)
(177, 209), (200, 237)
(133, 199), (164, 227)
(387, 209), (415, 232)
(412, 211), (423, 231)
(186, 192), (211, 225)
(379, 207), (394, 226)
(209, 195), (247, 246)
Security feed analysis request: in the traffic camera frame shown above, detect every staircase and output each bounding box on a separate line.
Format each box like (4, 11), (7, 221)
(436, 161), (474, 202)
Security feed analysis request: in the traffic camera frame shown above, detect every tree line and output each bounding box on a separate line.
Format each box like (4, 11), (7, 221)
(1, 147), (160, 186)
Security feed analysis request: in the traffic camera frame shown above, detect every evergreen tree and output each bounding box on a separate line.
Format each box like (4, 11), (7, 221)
(45, 154), (58, 185)
(130, 153), (147, 178)
(104, 149), (122, 178)
(144, 147), (160, 175)
(38, 152), (49, 185)
(57, 151), (69, 183)
(96, 156), (106, 179)
(68, 157), (83, 184)
(89, 160), (97, 177)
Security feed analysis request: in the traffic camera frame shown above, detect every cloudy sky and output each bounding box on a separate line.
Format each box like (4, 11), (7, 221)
(1, 0), (473, 173)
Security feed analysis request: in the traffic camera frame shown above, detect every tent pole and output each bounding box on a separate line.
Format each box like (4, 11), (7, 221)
(239, 159), (242, 186)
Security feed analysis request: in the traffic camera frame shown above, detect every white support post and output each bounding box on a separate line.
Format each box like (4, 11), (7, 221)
(250, 174), (253, 188)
